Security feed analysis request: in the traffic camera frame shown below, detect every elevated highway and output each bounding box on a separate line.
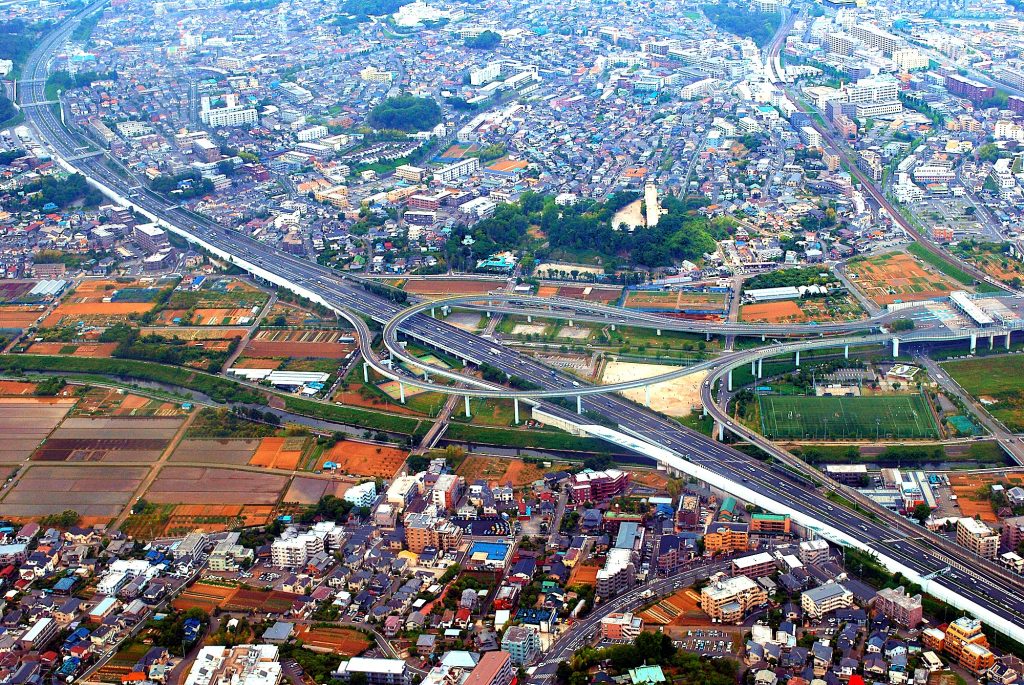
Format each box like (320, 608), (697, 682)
(16, 3), (1024, 643)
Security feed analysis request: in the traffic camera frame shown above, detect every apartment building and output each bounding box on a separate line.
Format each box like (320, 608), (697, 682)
(596, 548), (636, 599)
(749, 513), (791, 535)
(464, 651), (514, 685)
(404, 510), (464, 554)
(704, 522), (749, 553)
(956, 517), (999, 559)
(873, 586), (923, 628)
(700, 575), (767, 624)
(801, 583), (854, 618)
(731, 552), (777, 579)
(184, 645), (282, 685)
(569, 469), (630, 502)
(501, 625), (540, 665)
(924, 617), (996, 674)
(600, 613), (644, 641)
(334, 658), (412, 685)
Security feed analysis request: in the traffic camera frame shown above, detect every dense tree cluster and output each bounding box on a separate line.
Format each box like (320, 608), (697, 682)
(701, 2), (781, 47)
(150, 171), (214, 199)
(0, 19), (48, 75)
(368, 95), (442, 132)
(24, 173), (104, 209)
(744, 267), (831, 290)
(339, 0), (411, 18)
(46, 69), (118, 93)
(557, 632), (736, 685)
(465, 30), (501, 49)
(0, 95), (17, 126)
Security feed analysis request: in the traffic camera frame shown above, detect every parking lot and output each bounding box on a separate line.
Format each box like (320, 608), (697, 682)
(673, 629), (735, 656)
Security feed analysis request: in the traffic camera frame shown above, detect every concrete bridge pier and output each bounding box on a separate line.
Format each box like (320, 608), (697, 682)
(762, 333), (766, 342)
(645, 385), (651, 407)
(844, 345), (849, 360)
(795, 350), (801, 366)
(577, 396), (583, 414)
(568, 319), (573, 327)
(514, 398), (520, 424)
(464, 396), (471, 418)
(430, 307), (436, 318)
(706, 332), (711, 342)
(892, 337), (900, 358)
(527, 315), (532, 323)
(727, 370), (733, 392)
(363, 362), (369, 383)
(486, 311), (492, 318)
(970, 333), (977, 354)
(751, 361), (756, 375)
(399, 383), (406, 404)
(656, 329), (661, 336)
(1008, 331), (1013, 350)
(757, 358), (763, 379)
(610, 324), (616, 331)
(718, 422), (725, 441)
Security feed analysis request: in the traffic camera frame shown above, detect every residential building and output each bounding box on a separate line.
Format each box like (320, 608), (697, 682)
(404, 509), (464, 553)
(134, 223), (169, 253)
(596, 547), (636, 599)
(184, 645), (282, 685)
(874, 586), (923, 628)
(956, 517), (999, 559)
(346, 481), (377, 508)
(704, 522), (749, 553)
(199, 94), (258, 127)
(701, 575), (767, 624)
(798, 540), (830, 566)
(569, 469), (630, 502)
(334, 658), (412, 685)
(432, 474), (465, 510)
(501, 625), (540, 665)
(801, 583), (854, 618)
(732, 552), (777, 579)
(600, 612), (644, 641)
(464, 651), (514, 685)
(750, 513), (791, 535)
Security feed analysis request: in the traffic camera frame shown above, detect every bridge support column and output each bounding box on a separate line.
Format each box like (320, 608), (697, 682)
(431, 307), (436, 318)
(718, 422), (724, 441)
(610, 324), (616, 331)
(762, 333), (766, 342)
(702, 404), (708, 418)
(795, 350), (801, 367)
(514, 398), (520, 424)
(970, 333), (977, 354)
(1008, 331), (1013, 350)
(990, 334), (995, 350)
(727, 370), (733, 392)
(757, 358), (763, 379)
(751, 361), (756, 375)
(464, 396), (471, 418)
(645, 385), (651, 407)
(486, 311), (492, 318)
(363, 362), (369, 383)
(568, 319), (573, 327)
(399, 383), (406, 404)
(844, 345), (849, 360)
(527, 315), (532, 323)
(706, 332), (711, 342)
(656, 329), (661, 336)
(892, 337), (900, 358)
(577, 396), (583, 415)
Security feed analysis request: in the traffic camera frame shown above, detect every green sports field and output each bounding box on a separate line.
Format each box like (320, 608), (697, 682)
(757, 393), (939, 440)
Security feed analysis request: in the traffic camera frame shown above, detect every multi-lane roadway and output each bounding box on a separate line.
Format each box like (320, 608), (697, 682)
(16, 2), (1024, 644)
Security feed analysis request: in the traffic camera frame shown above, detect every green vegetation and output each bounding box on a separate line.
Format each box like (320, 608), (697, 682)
(0, 94), (18, 127)
(444, 423), (613, 453)
(101, 323), (239, 372)
(24, 173), (104, 209)
(943, 354), (1024, 431)
(701, 2), (781, 47)
(796, 442), (1008, 467)
(33, 376), (67, 396)
(71, 13), (102, 41)
(906, 242), (973, 286)
(744, 266), (832, 290)
(148, 609), (208, 656)
(338, 0), (411, 19)
(44, 69), (117, 100)
(282, 395), (424, 435)
(465, 30), (501, 49)
(151, 170), (214, 199)
(39, 509), (81, 528)
(557, 632), (735, 685)
(0, 355), (267, 405)
(0, 18), (49, 78)
(757, 393), (938, 440)
(890, 318), (915, 332)
(187, 407), (281, 438)
(368, 95), (442, 132)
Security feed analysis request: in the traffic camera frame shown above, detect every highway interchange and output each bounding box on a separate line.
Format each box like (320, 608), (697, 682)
(14, 0), (1024, 646)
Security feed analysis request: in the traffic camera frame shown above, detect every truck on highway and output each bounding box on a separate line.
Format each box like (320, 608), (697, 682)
(489, 347), (501, 355)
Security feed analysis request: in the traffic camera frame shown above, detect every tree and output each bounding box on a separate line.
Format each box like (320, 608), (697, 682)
(912, 503), (932, 524)
(367, 95), (442, 132)
(465, 30), (501, 49)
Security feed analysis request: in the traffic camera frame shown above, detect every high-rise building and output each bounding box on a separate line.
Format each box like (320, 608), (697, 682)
(200, 93), (258, 127)
(700, 575), (767, 624)
(850, 23), (902, 55)
(569, 469), (630, 502)
(956, 517), (999, 559)
(874, 586), (923, 628)
(945, 74), (995, 103)
(404, 509), (464, 553)
(464, 651), (514, 685)
(501, 625), (540, 665)
(596, 548), (636, 599)
(801, 583), (854, 618)
(600, 613), (644, 641)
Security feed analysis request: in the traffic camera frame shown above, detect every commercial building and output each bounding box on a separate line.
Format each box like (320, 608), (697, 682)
(731, 552), (777, 579)
(464, 651), (514, 685)
(501, 625), (540, 665)
(844, 75), (900, 103)
(600, 612), (644, 641)
(700, 575), (767, 624)
(334, 658), (412, 685)
(569, 469), (630, 502)
(874, 586), (923, 628)
(801, 583), (854, 618)
(184, 645), (282, 685)
(956, 517), (999, 559)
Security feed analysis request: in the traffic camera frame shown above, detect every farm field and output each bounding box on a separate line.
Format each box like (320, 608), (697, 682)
(0, 380), (39, 395)
(403, 278), (502, 297)
(242, 328), (355, 359)
(740, 296), (863, 323)
(26, 341), (118, 357)
(283, 476), (354, 504)
(171, 438), (261, 464)
(144, 466), (288, 505)
(319, 440), (407, 478)
(623, 289), (728, 314)
(71, 387), (184, 417)
(0, 280), (39, 303)
(41, 278), (168, 327)
(0, 397), (77, 462)
(536, 283), (623, 303)
(294, 626), (371, 656)
(0, 305), (44, 328)
(0, 464), (148, 518)
(846, 252), (958, 307)
(948, 473), (1005, 523)
(456, 455), (546, 487)
(249, 436), (307, 470)
(601, 361), (706, 418)
(942, 354), (1024, 431)
(638, 587), (712, 626)
(32, 416), (184, 462)
(140, 327), (248, 340)
(757, 393), (939, 440)
(155, 307), (257, 326)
